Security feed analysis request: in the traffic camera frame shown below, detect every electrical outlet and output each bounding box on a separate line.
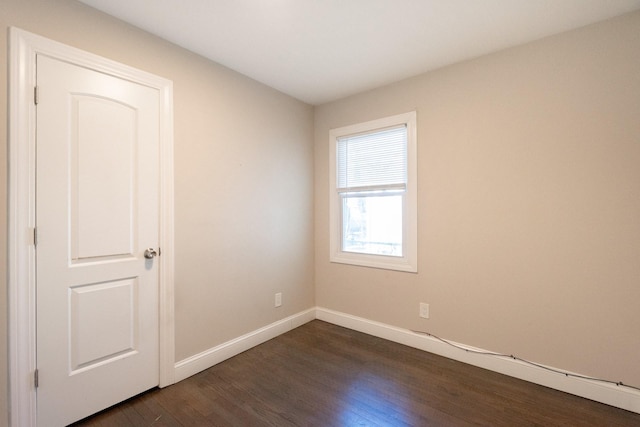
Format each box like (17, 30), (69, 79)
(275, 292), (282, 307)
(419, 302), (429, 319)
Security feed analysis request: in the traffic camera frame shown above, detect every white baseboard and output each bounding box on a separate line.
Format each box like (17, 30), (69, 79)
(174, 308), (316, 383)
(172, 306), (639, 415)
(316, 307), (640, 415)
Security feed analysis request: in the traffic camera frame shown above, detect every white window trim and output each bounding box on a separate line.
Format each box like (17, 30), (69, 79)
(329, 112), (418, 272)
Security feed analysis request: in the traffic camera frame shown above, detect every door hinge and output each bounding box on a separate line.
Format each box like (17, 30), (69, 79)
(32, 227), (38, 247)
(34, 86), (39, 105)
(34, 369), (39, 388)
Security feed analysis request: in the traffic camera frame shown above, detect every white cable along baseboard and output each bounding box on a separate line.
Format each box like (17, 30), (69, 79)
(315, 307), (640, 415)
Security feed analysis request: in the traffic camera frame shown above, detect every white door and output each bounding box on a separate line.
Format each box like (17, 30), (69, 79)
(36, 54), (160, 426)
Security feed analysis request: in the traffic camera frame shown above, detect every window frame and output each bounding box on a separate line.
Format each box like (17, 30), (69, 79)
(329, 112), (417, 272)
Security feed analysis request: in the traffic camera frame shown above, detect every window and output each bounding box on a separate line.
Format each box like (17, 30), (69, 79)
(329, 112), (417, 272)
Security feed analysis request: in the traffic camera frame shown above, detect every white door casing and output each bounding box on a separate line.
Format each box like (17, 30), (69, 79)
(8, 28), (175, 426)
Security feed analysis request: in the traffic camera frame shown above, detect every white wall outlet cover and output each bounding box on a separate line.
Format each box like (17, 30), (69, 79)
(419, 303), (429, 319)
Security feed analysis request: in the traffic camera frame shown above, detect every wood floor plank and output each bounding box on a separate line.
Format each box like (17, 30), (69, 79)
(73, 320), (640, 426)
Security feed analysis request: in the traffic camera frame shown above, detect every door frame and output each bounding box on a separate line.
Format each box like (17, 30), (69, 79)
(8, 27), (176, 426)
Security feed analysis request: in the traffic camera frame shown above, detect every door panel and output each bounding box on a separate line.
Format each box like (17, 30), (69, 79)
(70, 94), (137, 260)
(69, 279), (138, 372)
(36, 54), (160, 426)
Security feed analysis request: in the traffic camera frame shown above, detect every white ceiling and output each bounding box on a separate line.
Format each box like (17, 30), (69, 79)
(78, 0), (640, 105)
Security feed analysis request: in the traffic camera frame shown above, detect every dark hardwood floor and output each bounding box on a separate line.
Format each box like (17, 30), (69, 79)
(73, 320), (640, 426)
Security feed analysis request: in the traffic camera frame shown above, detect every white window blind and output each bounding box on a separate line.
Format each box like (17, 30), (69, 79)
(336, 125), (407, 193)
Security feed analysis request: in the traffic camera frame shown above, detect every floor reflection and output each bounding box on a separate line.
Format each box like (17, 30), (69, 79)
(338, 373), (414, 426)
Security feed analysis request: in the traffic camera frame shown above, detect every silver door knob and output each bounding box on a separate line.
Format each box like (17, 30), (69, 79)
(144, 248), (158, 259)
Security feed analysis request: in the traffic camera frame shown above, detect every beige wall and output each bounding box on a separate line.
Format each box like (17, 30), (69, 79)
(0, 0), (315, 424)
(315, 10), (640, 388)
